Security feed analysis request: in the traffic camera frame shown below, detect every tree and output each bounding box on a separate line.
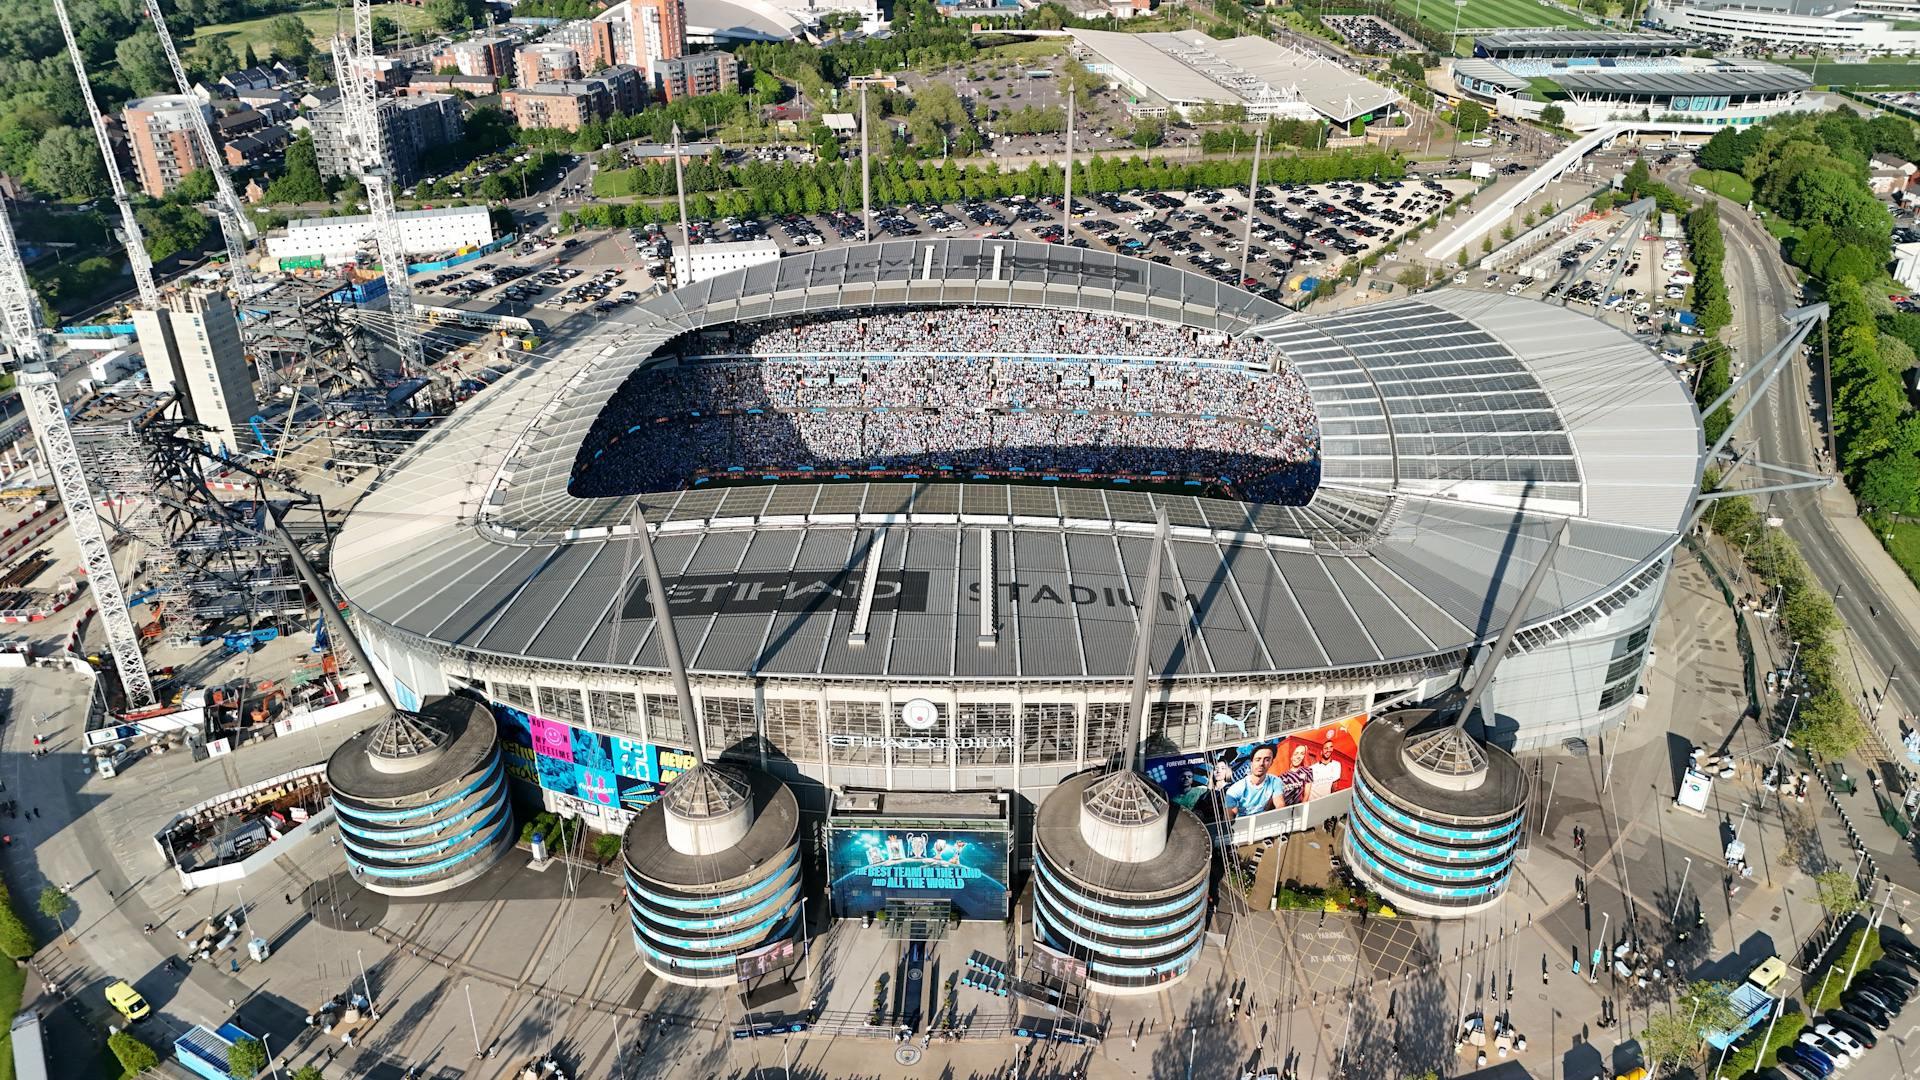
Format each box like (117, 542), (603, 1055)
(1815, 868), (1866, 915)
(36, 885), (70, 924)
(1642, 981), (1742, 1070)
(1539, 103), (1565, 127)
(109, 1030), (161, 1075)
(226, 1036), (267, 1079)
(172, 168), (216, 205)
(192, 36), (239, 82)
(265, 131), (330, 204)
(137, 202), (210, 262)
(117, 32), (175, 97)
(291, 1068), (324, 1080)
(1453, 100), (1488, 136)
(1397, 266), (1431, 289)
(31, 126), (106, 200)
(371, 15), (399, 44)
(750, 70), (782, 106)
(1130, 118), (1164, 149)
(426, 0), (482, 31)
(243, 42), (260, 69)
(266, 14), (314, 64)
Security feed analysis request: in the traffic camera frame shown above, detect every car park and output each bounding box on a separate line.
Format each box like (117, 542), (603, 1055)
(1821, 1014), (1877, 1049)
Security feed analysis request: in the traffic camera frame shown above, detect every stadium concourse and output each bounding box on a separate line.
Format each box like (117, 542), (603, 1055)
(331, 240), (1700, 846)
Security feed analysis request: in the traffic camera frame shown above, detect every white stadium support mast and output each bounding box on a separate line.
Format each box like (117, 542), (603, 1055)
(0, 201), (157, 709)
(333, 16), (425, 380)
(54, 0), (158, 309)
(138, 0), (256, 277)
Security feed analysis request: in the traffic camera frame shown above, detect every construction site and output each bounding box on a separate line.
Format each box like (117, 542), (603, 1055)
(0, 0), (523, 773)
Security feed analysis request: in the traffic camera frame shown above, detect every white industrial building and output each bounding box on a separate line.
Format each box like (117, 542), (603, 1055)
(1069, 29), (1400, 123)
(672, 238), (781, 284)
(265, 206), (494, 264)
(1649, 0), (1920, 53)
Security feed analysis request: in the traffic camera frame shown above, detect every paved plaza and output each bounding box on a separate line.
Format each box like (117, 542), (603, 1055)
(6, 541), (1917, 1080)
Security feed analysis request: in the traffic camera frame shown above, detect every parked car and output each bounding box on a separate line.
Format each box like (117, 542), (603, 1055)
(1821, 1014), (1877, 1049)
(1779, 1043), (1835, 1079)
(1799, 1031), (1853, 1067)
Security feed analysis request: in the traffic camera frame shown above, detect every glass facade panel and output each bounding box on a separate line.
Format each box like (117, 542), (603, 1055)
(645, 693), (690, 747)
(589, 689), (643, 739)
(1022, 703), (1079, 765)
(764, 699), (820, 763)
(957, 702), (1013, 766)
(830, 701), (885, 766)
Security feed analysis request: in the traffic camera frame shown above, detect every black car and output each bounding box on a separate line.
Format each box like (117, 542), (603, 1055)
(1823, 1012), (1877, 1049)
(1772, 1055), (1823, 1080)
(1872, 962), (1919, 992)
(1884, 939), (1920, 968)
(1848, 982), (1900, 1012)
(1858, 973), (1911, 1004)
(1839, 998), (1891, 1030)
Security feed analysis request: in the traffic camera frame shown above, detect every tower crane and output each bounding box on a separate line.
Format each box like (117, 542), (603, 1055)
(53, 0), (158, 310)
(136, 0), (255, 276)
(333, 20), (424, 379)
(0, 201), (157, 709)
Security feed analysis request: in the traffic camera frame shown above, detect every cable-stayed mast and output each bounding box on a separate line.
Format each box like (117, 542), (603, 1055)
(0, 199), (156, 709)
(333, 26), (424, 379)
(54, 0), (158, 309)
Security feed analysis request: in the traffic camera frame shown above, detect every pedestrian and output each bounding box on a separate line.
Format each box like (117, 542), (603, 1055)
(1130, 1037), (1138, 1051)
(285, 893), (292, 905)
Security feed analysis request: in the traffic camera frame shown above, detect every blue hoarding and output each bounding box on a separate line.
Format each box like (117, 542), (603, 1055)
(828, 825), (1011, 920)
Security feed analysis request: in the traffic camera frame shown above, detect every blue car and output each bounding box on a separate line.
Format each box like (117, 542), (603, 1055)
(1779, 1043), (1835, 1079)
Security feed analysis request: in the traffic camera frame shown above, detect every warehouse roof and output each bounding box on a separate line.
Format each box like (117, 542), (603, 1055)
(1068, 29), (1399, 122)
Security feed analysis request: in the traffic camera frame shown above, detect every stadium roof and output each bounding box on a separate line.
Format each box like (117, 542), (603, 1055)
(1474, 30), (1689, 52)
(1452, 59), (1531, 93)
(1550, 61), (1810, 97)
(1068, 29), (1399, 122)
(333, 242), (1701, 685)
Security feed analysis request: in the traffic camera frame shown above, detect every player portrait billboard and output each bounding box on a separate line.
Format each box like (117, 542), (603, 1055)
(827, 825), (1011, 920)
(1144, 713), (1365, 830)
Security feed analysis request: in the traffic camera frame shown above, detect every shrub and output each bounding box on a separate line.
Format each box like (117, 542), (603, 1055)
(0, 882), (36, 958)
(109, 1030), (161, 1075)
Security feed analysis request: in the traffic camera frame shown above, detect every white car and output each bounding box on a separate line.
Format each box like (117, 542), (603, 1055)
(1670, 271), (1696, 285)
(1801, 1031), (1855, 1066)
(1814, 1024), (1867, 1059)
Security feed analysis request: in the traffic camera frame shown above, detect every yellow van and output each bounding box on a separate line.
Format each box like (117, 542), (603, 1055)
(104, 981), (150, 1023)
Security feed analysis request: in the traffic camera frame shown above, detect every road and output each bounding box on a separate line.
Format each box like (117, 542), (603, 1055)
(1707, 176), (1920, 774)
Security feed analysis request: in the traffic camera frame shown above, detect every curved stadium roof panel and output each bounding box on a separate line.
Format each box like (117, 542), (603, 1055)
(332, 242), (1702, 686)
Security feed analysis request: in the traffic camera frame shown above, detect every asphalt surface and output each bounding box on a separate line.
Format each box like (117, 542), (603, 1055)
(1707, 181), (1920, 745)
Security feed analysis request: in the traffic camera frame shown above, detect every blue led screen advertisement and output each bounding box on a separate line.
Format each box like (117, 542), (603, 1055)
(828, 825), (1012, 920)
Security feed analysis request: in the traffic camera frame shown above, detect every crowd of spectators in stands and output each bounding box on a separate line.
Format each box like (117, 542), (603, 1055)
(572, 307), (1320, 503)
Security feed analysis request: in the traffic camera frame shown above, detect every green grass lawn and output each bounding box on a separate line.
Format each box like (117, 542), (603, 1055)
(1693, 168), (1753, 204)
(1388, 0), (1585, 35)
(191, 3), (439, 57)
(1870, 516), (1920, 594)
(1777, 60), (1920, 88)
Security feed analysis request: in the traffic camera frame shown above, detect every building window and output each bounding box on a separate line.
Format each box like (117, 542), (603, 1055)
(1148, 701), (1199, 753)
(1323, 695), (1366, 722)
(1085, 702), (1130, 765)
(1597, 676), (1639, 711)
(589, 690), (642, 739)
(1605, 654), (1642, 685)
(1206, 699), (1260, 747)
(829, 701), (885, 766)
(893, 700), (947, 768)
(1021, 703), (1078, 765)
(494, 681), (533, 711)
(764, 699), (820, 763)
(644, 693), (690, 747)
(1267, 697), (1319, 738)
(703, 696), (757, 759)
(536, 686), (584, 726)
(957, 702), (1013, 766)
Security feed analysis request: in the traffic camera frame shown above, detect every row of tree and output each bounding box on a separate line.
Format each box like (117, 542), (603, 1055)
(590, 148), (1403, 214)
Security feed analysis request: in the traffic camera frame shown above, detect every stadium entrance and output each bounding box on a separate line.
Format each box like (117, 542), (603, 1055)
(827, 790), (1013, 922)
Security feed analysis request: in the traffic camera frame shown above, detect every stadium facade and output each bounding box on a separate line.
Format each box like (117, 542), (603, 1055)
(1449, 30), (1811, 132)
(332, 241), (1702, 858)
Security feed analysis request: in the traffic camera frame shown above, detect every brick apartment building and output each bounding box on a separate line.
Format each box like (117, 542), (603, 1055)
(501, 65), (643, 132)
(515, 43), (582, 88)
(124, 94), (212, 197)
(654, 52), (739, 101)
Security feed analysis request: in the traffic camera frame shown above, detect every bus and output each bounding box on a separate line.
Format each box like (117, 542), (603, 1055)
(10, 1009), (49, 1080)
